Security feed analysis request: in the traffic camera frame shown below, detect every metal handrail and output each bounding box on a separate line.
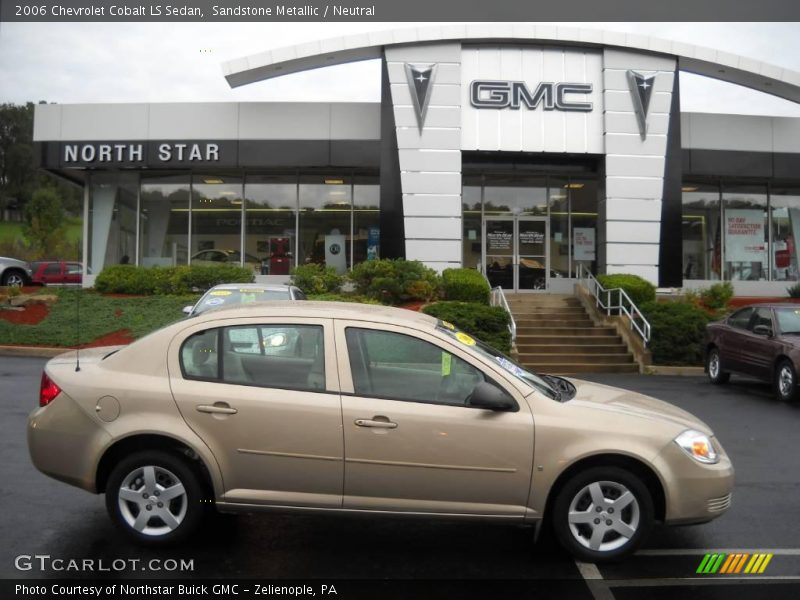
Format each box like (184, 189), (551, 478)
(477, 265), (517, 342)
(575, 264), (651, 346)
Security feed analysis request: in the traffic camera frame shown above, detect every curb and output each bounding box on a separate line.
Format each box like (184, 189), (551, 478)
(0, 346), (70, 358)
(645, 365), (705, 376)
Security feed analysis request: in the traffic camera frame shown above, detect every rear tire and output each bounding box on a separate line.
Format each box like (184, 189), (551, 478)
(706, 348), (730, 384)
(1, 269), (26, 287)
(105, 450), (205, 545)
(552, 466), (653, 563)
(774, 360), (799, 402)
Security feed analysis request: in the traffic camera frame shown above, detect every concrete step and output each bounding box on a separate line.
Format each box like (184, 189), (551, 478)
(522, 363), (640, 374)
(508, 299), (583, 308)
(511, 307), (588, 315)
(518, 353), (634, 364)
(515, 335), (624, 345)
(515, 318), (595, 327)
(516, 344), (630, 355)
(515, 326), (618, 336)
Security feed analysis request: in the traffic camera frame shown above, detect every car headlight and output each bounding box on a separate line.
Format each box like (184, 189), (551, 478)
(674, 430), (720, 464)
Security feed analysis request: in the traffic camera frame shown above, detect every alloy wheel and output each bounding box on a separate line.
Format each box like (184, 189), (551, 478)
(567, 480), (640, 552)
(709, 352), (720, 379)
(779, 364), (794, 398)
(117, 465), (188, 537)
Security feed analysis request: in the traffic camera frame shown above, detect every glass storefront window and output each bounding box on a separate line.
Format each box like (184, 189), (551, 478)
(299, 175), (352, 273)
(483, 175), (547, 216)
(190, 175), (248, 270)
(462, 177), (482, 269)
(723, 183), (768, 281)
(770, 185), (800, 282)
(244, 174), (297, 276)
(88, 172), (138, 273)
(569, 177), (598, 277)
(681, 182), (721, 281)
(548, 176), (570, 276)
(353, 176), (380, 265)
(139, 174), (189, 267)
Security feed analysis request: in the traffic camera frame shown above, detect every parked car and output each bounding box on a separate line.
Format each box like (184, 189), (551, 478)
(29, 302), (733, 561)
(0, 256), (33, 286)
(706, 303), (800, 401)
(30, 260), (86, 286)
(191, 249), (263, 273)
(183, 283), (306, 317)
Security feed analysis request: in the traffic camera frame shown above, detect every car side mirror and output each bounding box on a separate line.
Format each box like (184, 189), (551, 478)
(466, 381), (516, 411)
(753, 324), (773, 337)
(182, 305), (194, 315)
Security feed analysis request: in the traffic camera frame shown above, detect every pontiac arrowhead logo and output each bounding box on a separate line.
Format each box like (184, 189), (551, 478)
(627, 71), (657, 140)
(405, 63), (437, 131)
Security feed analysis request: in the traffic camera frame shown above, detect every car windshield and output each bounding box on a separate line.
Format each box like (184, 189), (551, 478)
(775, 307), (800, 334)
(436, 321), (560, 401)
(193, 288), (290, 314)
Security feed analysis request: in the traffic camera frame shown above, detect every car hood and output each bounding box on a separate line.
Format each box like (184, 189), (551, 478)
(1, 256), (30, 268)
(564, 378), (713, 435)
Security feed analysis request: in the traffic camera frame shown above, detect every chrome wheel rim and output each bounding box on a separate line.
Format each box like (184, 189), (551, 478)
(709, 352), (720, 379)
(5, 273), (23, 287)
(567, 480), (640, 552)
(779, 365), (794, 397)
(117, 465), (187, 536)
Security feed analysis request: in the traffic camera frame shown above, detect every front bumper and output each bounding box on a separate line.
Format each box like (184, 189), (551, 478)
(653, 439), (735, 525)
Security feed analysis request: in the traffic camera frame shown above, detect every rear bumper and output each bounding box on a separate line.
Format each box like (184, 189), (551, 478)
(28, 393), (110, 493)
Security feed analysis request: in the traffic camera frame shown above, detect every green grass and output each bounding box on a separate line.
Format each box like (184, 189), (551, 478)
(0, 218), (82, 245)
(0, 289), (199, 347)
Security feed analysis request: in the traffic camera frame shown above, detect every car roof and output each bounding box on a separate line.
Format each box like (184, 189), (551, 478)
(205, 283), (295, 292)
(191, 300), (439, 328)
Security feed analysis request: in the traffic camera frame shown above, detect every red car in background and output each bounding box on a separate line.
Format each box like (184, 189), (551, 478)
(30, 261), (85, 286)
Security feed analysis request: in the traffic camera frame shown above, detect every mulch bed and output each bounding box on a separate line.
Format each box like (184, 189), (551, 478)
(0, 303), (49, 325)
(79, 329), (136, 348)
(728, 297), (800, 308)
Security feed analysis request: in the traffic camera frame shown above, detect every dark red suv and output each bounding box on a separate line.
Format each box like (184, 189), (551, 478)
(30, 261), (84, 286)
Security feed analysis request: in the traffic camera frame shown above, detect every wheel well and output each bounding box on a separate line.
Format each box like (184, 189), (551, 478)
(774, 355), (792, 372)
(544, 454), (666, 523)
(2, 267), (26, 281)
(95, 434), (215, 497)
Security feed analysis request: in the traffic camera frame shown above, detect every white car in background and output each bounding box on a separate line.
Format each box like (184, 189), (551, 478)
(0, 256), (33, 286)
(183, 283), (306, 317)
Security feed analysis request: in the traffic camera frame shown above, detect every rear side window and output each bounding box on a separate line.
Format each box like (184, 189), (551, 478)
(180, 325), (325, 392)
(44, 263), (61, 275)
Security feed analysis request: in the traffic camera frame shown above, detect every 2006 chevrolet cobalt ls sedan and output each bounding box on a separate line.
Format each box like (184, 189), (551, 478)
(28, 302), (733, 562)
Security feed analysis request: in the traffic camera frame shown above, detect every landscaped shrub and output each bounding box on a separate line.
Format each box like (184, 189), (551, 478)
(597, 273), (656, 306)
(699, 282), (734, 310)
(290, 264), (344, 295)
(347, 259), (442, 305)
(789, 283), (800, 298)
(307, 293), (381, 304)
(422, 301), (511, 353)
(442, 268), (490, 305)
(642, 300), (712, 366)
(94, 264), (253, 295)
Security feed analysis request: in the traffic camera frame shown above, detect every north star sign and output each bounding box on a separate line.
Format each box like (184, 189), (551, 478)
(470, 80), (593, 112)
(63, 142), (221, 164)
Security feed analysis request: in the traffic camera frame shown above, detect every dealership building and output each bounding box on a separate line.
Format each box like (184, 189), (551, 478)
(32, 25), (800, 295)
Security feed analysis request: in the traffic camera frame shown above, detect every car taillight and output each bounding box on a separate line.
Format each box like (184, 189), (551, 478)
(39, 372), (61, 407)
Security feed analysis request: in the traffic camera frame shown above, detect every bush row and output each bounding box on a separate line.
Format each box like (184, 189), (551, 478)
(422, 301), (512, 353)
(94, 265), (254, 295)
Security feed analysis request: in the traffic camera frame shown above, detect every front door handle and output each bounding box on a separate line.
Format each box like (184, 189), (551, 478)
(197, 403), (238, 415)
(355, 418), (397, 429)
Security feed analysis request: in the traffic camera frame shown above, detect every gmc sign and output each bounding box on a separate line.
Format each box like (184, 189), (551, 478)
(470, 80), (593, 112)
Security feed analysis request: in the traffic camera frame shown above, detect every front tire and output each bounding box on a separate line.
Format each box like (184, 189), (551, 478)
(552, 466), (653, 563)
(774, 360), (799, 402)
(706, 347), (730, 384)
(105, 450), (204, 545)
(1, 269), (26, 287)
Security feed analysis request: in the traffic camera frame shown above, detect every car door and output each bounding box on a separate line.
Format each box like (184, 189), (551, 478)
(334, 320), (534, 517)
(739, 307), (780, 381)
(64, 262), (82, 285)
(717, 307), (755, 373)
(168, 317), (344, 508)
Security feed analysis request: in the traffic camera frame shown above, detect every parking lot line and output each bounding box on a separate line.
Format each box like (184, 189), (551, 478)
(637, 548), (800, 556)
(575, 561), (616, 600)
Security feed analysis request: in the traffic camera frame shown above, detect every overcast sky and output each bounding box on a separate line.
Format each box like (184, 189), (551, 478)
(1, 21), (799, 116)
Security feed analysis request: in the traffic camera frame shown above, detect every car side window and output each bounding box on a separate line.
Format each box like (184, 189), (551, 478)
(66, 263), (82, 275)
(180, 329), (219, 380)
(345, 328), (486, 406)
(44, 263), (60, 275)
(221, 325), (325, 391)
(748, 308), (773, 334)
(728, 307), (754, 330)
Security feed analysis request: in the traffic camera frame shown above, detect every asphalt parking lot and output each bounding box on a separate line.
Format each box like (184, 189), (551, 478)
(1, 356), (799, 599)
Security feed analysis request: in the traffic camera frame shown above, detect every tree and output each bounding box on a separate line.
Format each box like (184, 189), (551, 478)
(23, 187), (67, 257)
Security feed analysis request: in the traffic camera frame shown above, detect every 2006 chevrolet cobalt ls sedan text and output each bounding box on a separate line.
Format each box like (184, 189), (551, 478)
(28, 302), (733, 562)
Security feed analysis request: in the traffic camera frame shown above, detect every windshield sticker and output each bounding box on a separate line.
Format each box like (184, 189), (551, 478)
(441, 321), (456, 330)
(441, 353), (452, 376)
(455, 332), (476, 346)
(495, 356), (526, 377)
(241, 289), (266, 293)
(209, 290), (232, 296)
(205, 298), (225, 306)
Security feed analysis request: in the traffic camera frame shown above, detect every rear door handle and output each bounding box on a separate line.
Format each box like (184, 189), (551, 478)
(197, 403), (238, 415)
(354, 418), (397, 429)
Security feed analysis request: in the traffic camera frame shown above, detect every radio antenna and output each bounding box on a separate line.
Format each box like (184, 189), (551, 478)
(75, 287), (81, 372)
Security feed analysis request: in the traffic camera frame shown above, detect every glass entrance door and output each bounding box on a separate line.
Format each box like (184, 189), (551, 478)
(484, 217), (550, 292)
